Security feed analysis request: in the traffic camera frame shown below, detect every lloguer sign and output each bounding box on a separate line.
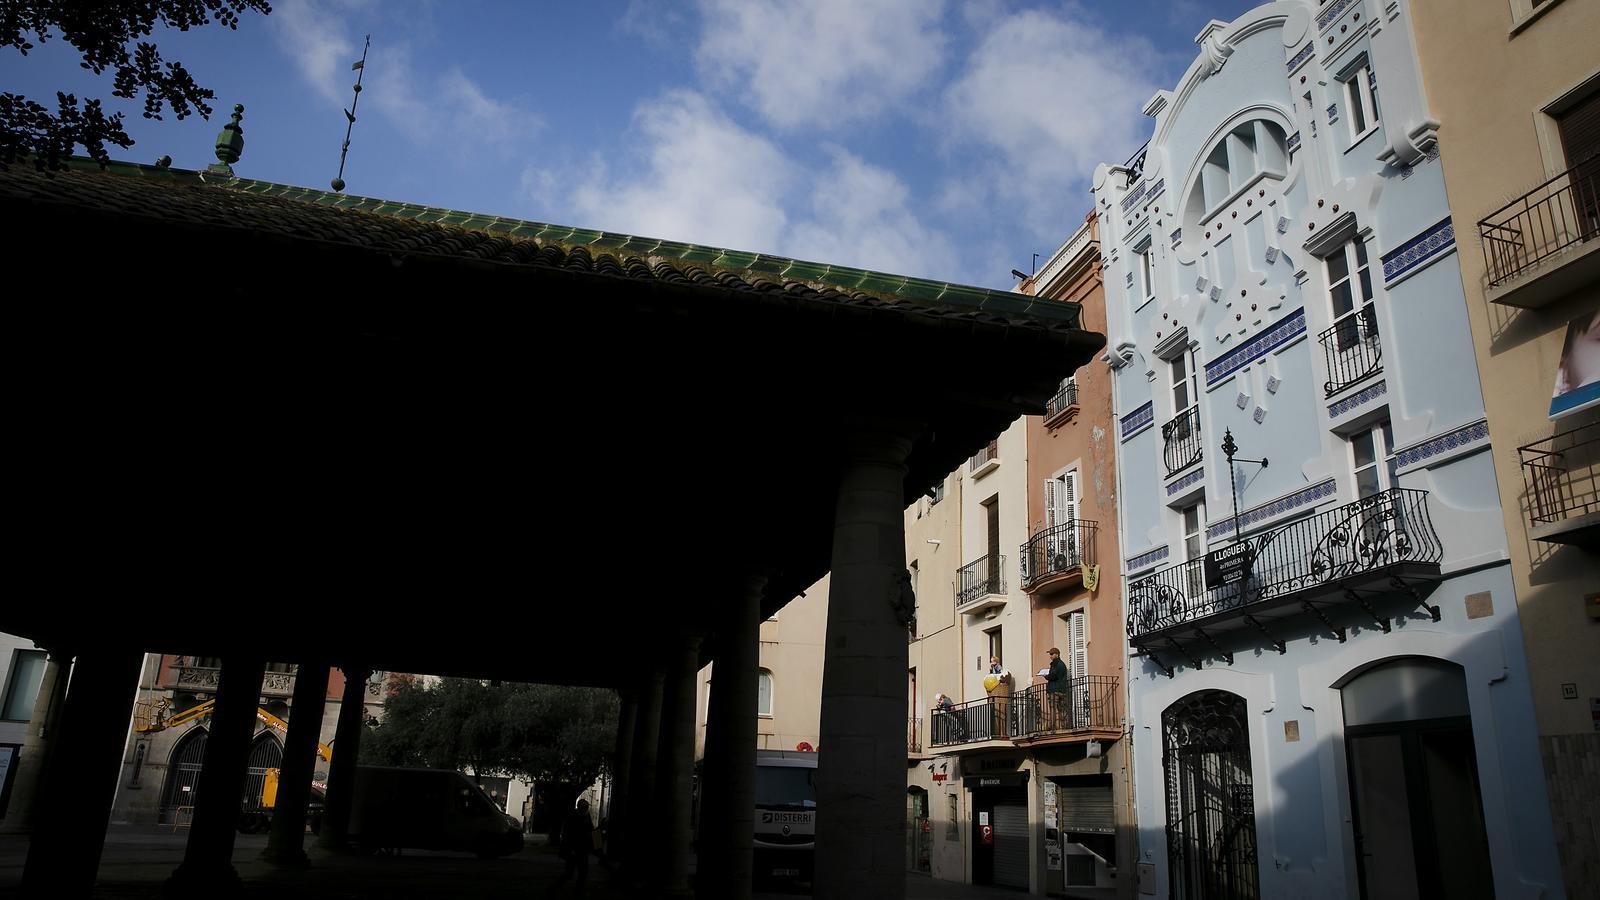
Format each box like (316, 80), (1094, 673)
(1204, 541), (1254, 589)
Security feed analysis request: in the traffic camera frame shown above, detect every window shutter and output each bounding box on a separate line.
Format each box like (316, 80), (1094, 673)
(1043, 479), (1057, 529)
(1069, 611), (1088, 681)
(1062, 472), (1079, 526)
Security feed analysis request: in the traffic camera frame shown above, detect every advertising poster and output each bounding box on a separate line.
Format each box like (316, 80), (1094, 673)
(1550, 310), (1600, 419)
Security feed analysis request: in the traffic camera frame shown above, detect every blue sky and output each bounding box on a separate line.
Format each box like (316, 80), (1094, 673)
(2, 0), (1253, 288)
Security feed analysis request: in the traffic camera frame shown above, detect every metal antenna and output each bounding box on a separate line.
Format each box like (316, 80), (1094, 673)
(331, 35), (371, 193)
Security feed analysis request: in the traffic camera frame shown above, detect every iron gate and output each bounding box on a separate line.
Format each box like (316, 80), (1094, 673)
(243, 734), (283, 813)
(159, 728), (207, 824)
(1162, 691), (1259, 900)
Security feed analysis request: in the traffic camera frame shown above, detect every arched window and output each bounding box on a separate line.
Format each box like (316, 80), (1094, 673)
(243, 733), (284, 814)
(159, 727), (207, 824)
(757, 669), (774, 717)
(1184, 119), (1290, 227)
(1162, 690), (1259, 900)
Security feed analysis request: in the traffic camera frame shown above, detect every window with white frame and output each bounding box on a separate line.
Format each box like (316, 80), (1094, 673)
(757, 669), (774, 717)
(1182, 500), (1207, 599)
(1351, 419), (1397, 498)
(1326, 236), (1380, 355)
(1044, 471), (1081, 565)
(1062, 609), (1088, 683)
(1138, 246), (1155, 305)
(1343, 61), (1380, 143)
(2, 650), (46, 721)
(1171, 351), (1199, 419)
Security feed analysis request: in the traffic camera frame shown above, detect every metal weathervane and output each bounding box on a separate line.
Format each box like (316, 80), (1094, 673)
(331, 35), (371, 193)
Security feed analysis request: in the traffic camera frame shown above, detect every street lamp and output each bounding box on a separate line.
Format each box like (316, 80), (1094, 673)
(1221, 429), (1268, 543)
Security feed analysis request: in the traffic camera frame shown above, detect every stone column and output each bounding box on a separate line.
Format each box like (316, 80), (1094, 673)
(697, 577), (765, 900)
(0, 649), (73, 834)
(604, 688), (637, 862)
(623, 669), (665, 884)
(655, 631), (703, 898)
(814, 430), (915, 900)
(165, 656), (267, 893)
(262, 662), (331, 866)
(317, 666), (371, 851)
(19, 646), (141, 898)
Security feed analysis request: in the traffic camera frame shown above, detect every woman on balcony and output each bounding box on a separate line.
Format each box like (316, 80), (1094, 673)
(985, 657), (1012, 738)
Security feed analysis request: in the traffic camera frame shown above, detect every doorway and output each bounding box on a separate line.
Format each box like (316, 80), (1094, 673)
(971, 784), (1028, 890)
(1341, 657), (1494, 900)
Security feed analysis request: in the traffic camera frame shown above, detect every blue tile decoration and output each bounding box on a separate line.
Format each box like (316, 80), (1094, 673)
(1121, 180), (1147, 213)
(1287, 131), (1301, 154)
(1327, 104), (1339, 125)
(1328, 379), (1387, 417)
(1204, 308), (1307, 387)
(1287, 42), (1315, 73)
(1207, 479), (1337, 540)
(1318, 0), (1357, 31)
(1398, 144), (1441, 181)
(1126, 545), (1169, 572)
(1381, 217), (1455, 285)
(1121, 401), (1155, 441)
(1394, 419), (1490, 470)
(1147, 179), (1166, 202)
(1166, 468), (1205, 496)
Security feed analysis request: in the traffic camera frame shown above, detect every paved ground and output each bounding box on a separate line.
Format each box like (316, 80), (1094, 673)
(0, 828), (1104, 898)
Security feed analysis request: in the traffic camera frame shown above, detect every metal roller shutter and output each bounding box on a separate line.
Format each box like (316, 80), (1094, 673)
(1558, 86), (1600, 168)
(992, 800), (1029, 889)
(1059, 778), (1116, 835)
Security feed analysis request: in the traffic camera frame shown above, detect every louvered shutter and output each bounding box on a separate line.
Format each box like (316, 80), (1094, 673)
(1558, 87), (1600, 168)
(1043, 479), (1057, 529)
(1069, 611), (1088, 682)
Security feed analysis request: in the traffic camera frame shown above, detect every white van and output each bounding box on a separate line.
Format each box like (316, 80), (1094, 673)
(754, 750), (816, 883)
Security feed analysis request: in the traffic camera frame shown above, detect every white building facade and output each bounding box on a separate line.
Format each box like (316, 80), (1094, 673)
(1093, 2), (1566, 898)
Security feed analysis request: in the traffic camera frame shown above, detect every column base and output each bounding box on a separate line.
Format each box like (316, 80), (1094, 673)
(259, 845), (311, 868)
(162, 861), (242, 897)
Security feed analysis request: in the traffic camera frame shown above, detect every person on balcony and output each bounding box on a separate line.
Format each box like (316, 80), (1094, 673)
(1043, 648), (1070, 730)
(934, 693), (966, 742)
(985, 657), (1012, 737)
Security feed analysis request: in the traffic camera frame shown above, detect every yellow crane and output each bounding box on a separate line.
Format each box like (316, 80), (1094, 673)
(137, 698), (333, 818)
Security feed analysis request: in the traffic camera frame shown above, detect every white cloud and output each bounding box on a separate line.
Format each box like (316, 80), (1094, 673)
(270, 0), (538, 154)
(568, 90), (796, 251)
(788, 150), (958, 279)
(694, 0), (948, 131)
(945, 8), (1159, 228)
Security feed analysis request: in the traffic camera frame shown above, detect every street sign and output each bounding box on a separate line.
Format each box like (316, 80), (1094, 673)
(1204, 541), (1254, 589)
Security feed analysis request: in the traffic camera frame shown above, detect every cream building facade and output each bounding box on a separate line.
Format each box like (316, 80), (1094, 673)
(1407, 0), (1600, 894)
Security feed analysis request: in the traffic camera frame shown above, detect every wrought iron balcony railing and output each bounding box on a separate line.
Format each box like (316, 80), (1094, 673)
(1479, 154), (1600, 289)
(1319, 306), (1382, 397)
(956, 554), (1006, 609)
(1162, 406), (1202, 476)
(1020, 520), (1098, 590)
(929, 698), (997, 747)
(968, 439), (999, 473)
(1045, 378), (1079, 420)
(1126, 488), (1442, 641)
(908, 717), (923, 754)
(1011, 679), (1121, 737)
(1518, 421), (1599, 543)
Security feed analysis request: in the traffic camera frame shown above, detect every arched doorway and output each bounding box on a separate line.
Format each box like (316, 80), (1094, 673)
(244, 732), (283, 815)
(1340, 657), (1493, 899)
(1162, 690), (1259, 900)
(158, 727), (207, 824)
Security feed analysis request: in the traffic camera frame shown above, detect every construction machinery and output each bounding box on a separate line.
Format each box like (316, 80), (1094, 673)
(137, 697), (332, 830)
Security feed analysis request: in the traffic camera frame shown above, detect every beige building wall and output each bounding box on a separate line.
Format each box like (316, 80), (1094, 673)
(694, 577), (828, 760)
(906, 467), (966, 881)
(1408, 1), (1600, 895)
(958, 416), (1034, 703)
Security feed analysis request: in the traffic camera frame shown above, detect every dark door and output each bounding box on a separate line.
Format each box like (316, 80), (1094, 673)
(1163, 691), (1260, 900)
(1559, 86), (1600, 237)
(972, 793), (995, 886)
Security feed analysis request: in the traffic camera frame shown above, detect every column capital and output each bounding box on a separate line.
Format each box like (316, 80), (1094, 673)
(836, 419), (921, 467)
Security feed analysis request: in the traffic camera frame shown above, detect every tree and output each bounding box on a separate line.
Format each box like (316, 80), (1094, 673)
(362, 677), (620, 796)
(0, 0), (271, 170)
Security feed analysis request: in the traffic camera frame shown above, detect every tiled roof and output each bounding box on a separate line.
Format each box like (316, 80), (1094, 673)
(0, 159), (1084, 333)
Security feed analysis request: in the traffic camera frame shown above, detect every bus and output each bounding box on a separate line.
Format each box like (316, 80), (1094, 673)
(754, 750), (816, 883)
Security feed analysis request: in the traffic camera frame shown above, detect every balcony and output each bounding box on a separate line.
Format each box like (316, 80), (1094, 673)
(908, 717), (923, 755)
(927, 678), (1120, 749)
(968, 439), (1000, 478)
(1480, 156), (1600, 308)
(1126, 489), (1443, 668)
(1319, 306), (1382, 397)
(956, 554), (1007, 614)
(174, 665), (296, 697)
(1162, 406), (1202, 476)
(1519, 421), (1599, 547)
(1020, 520), (1098, 592)
(1044, 378), (1080, 425)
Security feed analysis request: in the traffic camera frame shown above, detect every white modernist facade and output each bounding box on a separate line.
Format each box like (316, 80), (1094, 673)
(1094, 2), (1566, 898)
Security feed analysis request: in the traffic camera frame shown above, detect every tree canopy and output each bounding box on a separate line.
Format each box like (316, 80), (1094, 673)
(361, 677), (620, 791)
(0, 0), (271, 169)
